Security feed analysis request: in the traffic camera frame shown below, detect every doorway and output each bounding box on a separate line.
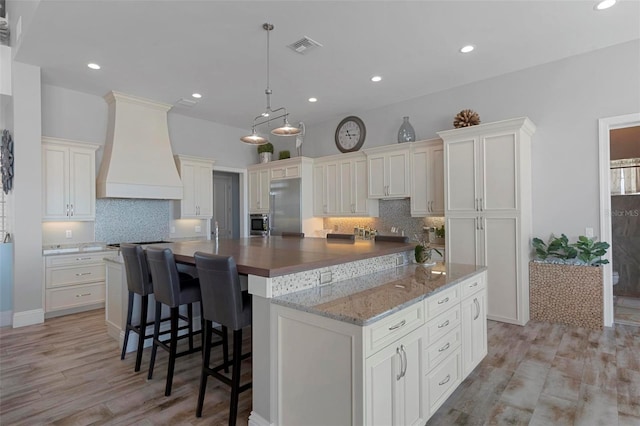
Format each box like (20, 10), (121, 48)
(598, 113), (640, 327)
(213, 171), (240, 239)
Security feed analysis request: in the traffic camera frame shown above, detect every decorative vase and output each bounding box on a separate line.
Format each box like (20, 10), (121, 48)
(397, 116), (416, 143)
(259, 152), (272, 163)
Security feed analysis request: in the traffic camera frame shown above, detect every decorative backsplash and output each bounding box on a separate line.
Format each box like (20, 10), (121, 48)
(323, 199), (444, 243)
(95, 199), (170, 244)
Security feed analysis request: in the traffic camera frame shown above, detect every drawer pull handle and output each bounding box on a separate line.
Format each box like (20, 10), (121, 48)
(76, 257), (91, 261)
(75, 272), (92, 276)
(76, 293), (92, 297)
(437, 320), (450, 329)
(439, 374), (451, 386)
(438, 297), (450, 305)
(438, 342), (451, 353)
(388, 319), (406, 331)
(469, 282), (478, 288)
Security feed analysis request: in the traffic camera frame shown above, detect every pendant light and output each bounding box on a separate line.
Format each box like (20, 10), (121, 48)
(240, 23), (301, 145)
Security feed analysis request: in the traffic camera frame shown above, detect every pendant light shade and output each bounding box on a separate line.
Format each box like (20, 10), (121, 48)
(240, 23), (301, 144)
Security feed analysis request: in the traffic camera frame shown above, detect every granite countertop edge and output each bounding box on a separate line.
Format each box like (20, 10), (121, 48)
(271, 264), (487, 327)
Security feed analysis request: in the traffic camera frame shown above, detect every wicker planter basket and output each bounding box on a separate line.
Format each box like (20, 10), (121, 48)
(529, 262), (603, 330)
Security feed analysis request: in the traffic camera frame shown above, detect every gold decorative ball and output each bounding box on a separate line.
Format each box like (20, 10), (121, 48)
(453, 109), (481, 128)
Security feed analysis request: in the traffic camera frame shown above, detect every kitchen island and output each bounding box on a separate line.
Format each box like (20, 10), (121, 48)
(105, 237), (486, 425)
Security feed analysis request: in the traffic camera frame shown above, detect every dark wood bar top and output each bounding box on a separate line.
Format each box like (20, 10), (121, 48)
(146, 237), (414, 278)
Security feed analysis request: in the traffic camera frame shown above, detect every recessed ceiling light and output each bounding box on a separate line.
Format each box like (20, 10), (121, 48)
(595, 0), (616, 10)
(192, 93), (202, 99)
(459, 45), (475, 54)
(371, 76), (382, 82)
(87, 63), (101, 70)
(308, 97), (318, 103)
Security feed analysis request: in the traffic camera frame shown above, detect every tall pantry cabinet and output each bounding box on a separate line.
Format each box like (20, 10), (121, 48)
(438, 117), (535, 326)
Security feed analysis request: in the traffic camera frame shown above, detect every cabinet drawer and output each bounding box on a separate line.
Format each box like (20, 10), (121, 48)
(425, 326), (461, 372)
(46, 282), (105, 312)
(460, 274), (486, 299)
(365, 301), (424, 357)
(426, 304), (460, 345)
(426, 285), (460, 317)
(271, 165), (300, 180)
(427, 348), (462, 415)
(45, 252), (109, 267)
(47, 264), (105, 288)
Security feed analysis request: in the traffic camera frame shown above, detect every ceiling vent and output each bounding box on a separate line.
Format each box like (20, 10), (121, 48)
(287, 36), (323, 54)
(175, 98), (198, 108)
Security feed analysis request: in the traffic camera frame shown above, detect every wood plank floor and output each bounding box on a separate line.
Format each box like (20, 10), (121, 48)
(1, 309), (639, 425)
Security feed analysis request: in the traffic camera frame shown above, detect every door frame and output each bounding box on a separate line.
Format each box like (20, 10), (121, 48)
(598, 112), (640, 327)
(212, 165), (248, 237)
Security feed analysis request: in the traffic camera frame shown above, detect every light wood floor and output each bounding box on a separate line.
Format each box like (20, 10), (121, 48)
(1, 309), (639, 425)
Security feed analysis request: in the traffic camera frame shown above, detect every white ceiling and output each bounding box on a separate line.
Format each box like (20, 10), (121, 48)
(13, 0), (640, 130)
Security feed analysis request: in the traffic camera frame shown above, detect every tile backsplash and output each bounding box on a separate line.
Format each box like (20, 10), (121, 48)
(95, 199), (170, 244)
(323, 199), (444, 243)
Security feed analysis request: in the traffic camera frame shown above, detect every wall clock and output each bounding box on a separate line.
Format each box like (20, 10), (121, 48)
(335, 116), (366, 153)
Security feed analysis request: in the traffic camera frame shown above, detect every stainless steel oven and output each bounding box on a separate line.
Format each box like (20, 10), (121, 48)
(250, 213), (270, 236)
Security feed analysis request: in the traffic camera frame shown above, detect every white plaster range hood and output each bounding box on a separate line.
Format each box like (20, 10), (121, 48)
(97, 91), (183, 199)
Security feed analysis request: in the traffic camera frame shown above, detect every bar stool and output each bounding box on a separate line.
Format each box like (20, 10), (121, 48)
(120, 244), (197, 372)
(194, 252), (252, 424)
(146, 247), (228, 396)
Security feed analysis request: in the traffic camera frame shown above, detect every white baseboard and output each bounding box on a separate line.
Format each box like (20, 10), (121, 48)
(0, 310), (13, 327)
(12, 308), (45, 328)
(248, 411), (273, 426)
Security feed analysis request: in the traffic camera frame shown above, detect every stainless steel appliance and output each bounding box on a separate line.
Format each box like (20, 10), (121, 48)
(269, 178), (302, 236)
(250, 213), (270, 236)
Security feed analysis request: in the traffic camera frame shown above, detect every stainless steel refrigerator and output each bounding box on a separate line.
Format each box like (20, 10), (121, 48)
(269, 178), (302, 236)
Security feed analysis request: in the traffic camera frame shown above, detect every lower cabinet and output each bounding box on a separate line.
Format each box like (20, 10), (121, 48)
(44, 252), (109, 314)
(461, 277), (488, 377)
(366, 326), (426, 426)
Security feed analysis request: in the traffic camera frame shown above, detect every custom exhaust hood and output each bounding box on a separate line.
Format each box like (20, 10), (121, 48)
(97, 91), (183, 199)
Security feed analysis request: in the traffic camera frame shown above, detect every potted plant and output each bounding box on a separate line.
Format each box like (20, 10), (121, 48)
(529, 233), (610, 330)
(257, 142), (274, 163)
(278, 150), (291, 160)
(414, 236), (442, 266)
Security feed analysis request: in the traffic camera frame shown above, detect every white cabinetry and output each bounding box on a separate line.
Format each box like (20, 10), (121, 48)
(460, 274), (487, 377)
(439, 117), (535, 325)
(248, 165), (270, 214)
(45, 252), (109, 314)
(411, 139), (444, 216)
(366, 326), (426, 426)
(42, 138), (99, 221)
(313, 153), (378, 217)
(174, 155), (214, 218)
(366, 145), (410, 199)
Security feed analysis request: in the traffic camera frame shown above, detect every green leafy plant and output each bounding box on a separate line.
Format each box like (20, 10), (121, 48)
(414, 242), (442, 264)
(278, 150), (291, 160)
(532, 234), (609, 266)
(573, 236), (610, 266)
(434, 225), (445, 239)
(257, 142), (274, 154)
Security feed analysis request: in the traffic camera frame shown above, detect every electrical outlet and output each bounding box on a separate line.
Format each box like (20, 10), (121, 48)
(320, 271), (332, 285)
(396, 255), (405, 266)
(195, 225), (202, 232)
(585, 227), (594, 238)
(65, 230), (72, 239)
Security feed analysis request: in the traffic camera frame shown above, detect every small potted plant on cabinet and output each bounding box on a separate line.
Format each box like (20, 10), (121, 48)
(278, 150), (291, 160)
(257, 142), (274, 163)
(529, 234), (609, 330)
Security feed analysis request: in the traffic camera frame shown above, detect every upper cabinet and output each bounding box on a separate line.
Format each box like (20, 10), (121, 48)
(248, 157), (314, 214)
(42, 138), (99, 221)
(410, 139), (444, 217)
(313, 153), (378, 217)
(365, 145), (411, 199)
(248, 164), (270, 214)
(174, 155), (215, 219)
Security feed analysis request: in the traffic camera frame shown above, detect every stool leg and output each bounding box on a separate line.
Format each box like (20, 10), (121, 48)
(222, 325), (230, 373)
(134, 294), (149, 372)
(187, 303), (194, 351)
(121, 291), (134, 360)
(165, 307), (179, 396)
(196, 320), (212, 417)
(148, 301), (162, 380)
(229, 329), (243, 426)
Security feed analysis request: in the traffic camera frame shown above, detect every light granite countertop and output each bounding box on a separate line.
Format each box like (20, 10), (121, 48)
(271, 262), (486, 326)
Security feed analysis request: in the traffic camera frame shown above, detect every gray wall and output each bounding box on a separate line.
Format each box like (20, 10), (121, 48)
(300, 40), (640, 241)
